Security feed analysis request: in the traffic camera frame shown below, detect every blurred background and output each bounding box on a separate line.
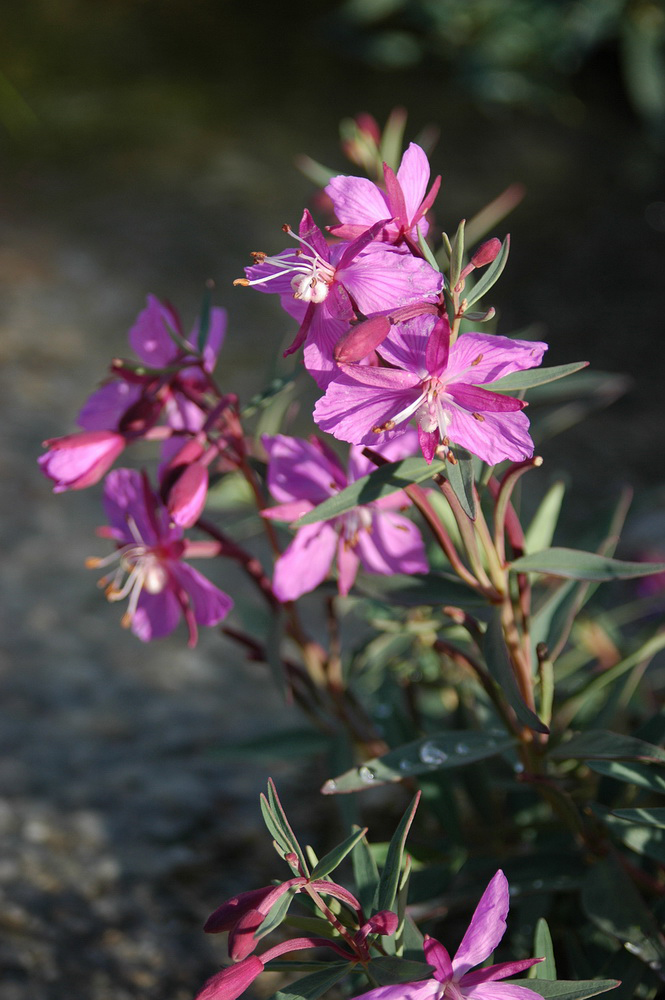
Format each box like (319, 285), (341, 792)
(0, 1), (664, 997)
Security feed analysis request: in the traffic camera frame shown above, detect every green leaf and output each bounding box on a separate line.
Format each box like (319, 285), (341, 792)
(525, 481), (566, 554)
(365, 958), (434, 986)
(196, 286), (212, 354)
(484, 611), (549, 734)
(271, 962), (353, 1000)
(309, 827), (368, 880)
(256, 884), (299, 939)
(594, 807), (665, 865)
(449, 218), (466, 289)
(611, 807), (665, 829)
(354, 572), (487, 608)
(351, 831), (380, 914)
(416, 225), (440, 272)
(267, 779), (310, 875)
(549, 730), (665, 764)
(241, 372), (298, 418)
(375, 793), (420, 914)
(588, 759), (665, 794)
(445, 445), (476, 520)
(582, 856), (665, 970)
(321, 730), (515, 792)
(506, 979), (620, 1000)
(510, 548), (665, 581)
(485, 362), (589, 393)
(463, 233), (510, 307)
(534, 918), (557, 980)
(260, 793), (293, 857)
(296, 457), (447, 526)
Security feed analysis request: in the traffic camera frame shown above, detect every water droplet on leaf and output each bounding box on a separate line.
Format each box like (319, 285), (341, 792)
(455, 742), (470, 755)
(419, 741), (448, 765)
(358, 766), (376, 784)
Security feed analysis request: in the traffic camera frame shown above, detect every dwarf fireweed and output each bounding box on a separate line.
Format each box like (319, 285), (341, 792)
(40, 110), (665, 1000)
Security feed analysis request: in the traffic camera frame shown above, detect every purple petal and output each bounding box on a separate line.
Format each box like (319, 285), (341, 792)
(189, 306), (226, 372)
(326, 173), (390, 229)
(77, 381), (142, 431)
(351, 979), (441, 1000)
(464, 982), (544, 1000)
(302, 312), (353, 388)
(133, 587), (182, 642)
(336, 218), (395, 272)
(376, 314), (431, 375)
(272, 523), (339, 601)
(336, 538), (360, 595)
(313, 366), (423, 447)
(425, 316), (451, 377)
(263, 435), (347, 504)
(356, 512), (428, 576)
(171, 562), (233, 627)
(102, 468), (165, 545)
(383, 162), (408, 227)
(337, 244), (442, 316)
(462, 959), (543, 987)
(396, 144), (431, 224)
(446, 407), (534, 465)
(346, 428), (420, 482)
(298, 208), (330, 260)
(424, 936), (453, 982)
(447, 333), (547, 386)
(453, 871), (510, 978)
(418, 425), (439, 463)
(40, 431), (126, 493)
(129, 295), (181, 367)
(447, 384), (525, 413)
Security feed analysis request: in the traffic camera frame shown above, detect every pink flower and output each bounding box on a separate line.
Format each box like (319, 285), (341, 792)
(78, 295), (227, 435)
(352, 871), (542, 1000)
(39, 430), (126, 492)
(261, 432), (428, 601)
(326, 142), (441, 245)
(87, 469), (232, 646)
(237, 210), (442, 387)
(314, 316), (547, 466)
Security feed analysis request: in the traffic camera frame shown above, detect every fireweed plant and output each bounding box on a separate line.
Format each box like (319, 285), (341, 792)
(40, 111), (665, 1000)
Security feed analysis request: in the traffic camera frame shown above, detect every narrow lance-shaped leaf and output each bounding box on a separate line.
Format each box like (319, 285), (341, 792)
(445, 445), (476, 520)
(525, 481), (565, 554)
(296, 457), (447, 526)
(533, 918), (557, 980)
(196, 286), (212, 353)
(611, 807), (665, 829)
(365, 957), (435, 986)
(375, 792), (420, 914)
(257, 884), (300, 939)
(588, 759), (665, 794)
(506, 979), (620, 1000)
(351, 830), (380, 915)
(271, 963), (354, 1000)
(510, 548), (665, 581)
(463, 233), (510, 307)
(267, 779), (310, 876)
(449, 218), (466, 289)
(321, 730), (515, 792)
(309, 826), (368, 880)
(484, 362), (589, 393)
(417, 224), (440, 272)
(484, 611), (549, 734)
(550, 730), (665, 764)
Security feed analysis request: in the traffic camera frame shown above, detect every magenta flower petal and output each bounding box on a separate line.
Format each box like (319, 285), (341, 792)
(351, 980), (442, 1000)
(446, 408), (534, 465)
(167, 463), (209, 528)
(272, 523), (339, 601)
(77, 381), (143, 431)
(453, 870), (510, 978)
(39, 430), (126, 493)
(325, 174), (390, 231)
(263, 435), (346, 504)
(396, 143), (431, 222)
(204, 887), (276, 934)
(424, 936), (453, 982)
(191, 306), (227, 372)
(313, 366), (422, 447)
(357, 512), (428, 576)
(129, 294), (181, 367)
(172, 562), (234, 627)
(461, 959), (543, 987)
(445, 333), (547, 385)
(337, 244), (442, 316)
(133, 587), (183, 642)
(336, 538), (361, 595)
(425, 317), (450, 378)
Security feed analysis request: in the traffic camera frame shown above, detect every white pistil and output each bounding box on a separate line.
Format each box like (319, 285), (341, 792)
(237, 226), (336, 303)
(87, 540), (169, 626)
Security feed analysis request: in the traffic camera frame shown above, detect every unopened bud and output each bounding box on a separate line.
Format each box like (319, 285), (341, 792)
(194, 955), (264, 1000)
(167, 462), (209, 528)
(229, 908), (264, 960)
(471, 237), (502, 268)
(334, 315), (391, 363)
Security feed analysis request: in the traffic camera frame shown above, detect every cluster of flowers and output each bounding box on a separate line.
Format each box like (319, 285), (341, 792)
(39, 132), (547, 645)
(196, 865), (542, 1000)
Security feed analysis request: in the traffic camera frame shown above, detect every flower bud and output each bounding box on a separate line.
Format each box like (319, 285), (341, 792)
(194, 955), (264, 1000)
(38, 430), (126, 492)
(166, 462), (209, 528)
(365, 910), (399, 936)
(204, 887), (274, 934)
(228, 907), (264, 960)
(470, 237), (501, 268)
(334, 316), (391, 364)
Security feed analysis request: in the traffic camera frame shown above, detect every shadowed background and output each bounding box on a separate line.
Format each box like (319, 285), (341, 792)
(0, 1), (663, 997)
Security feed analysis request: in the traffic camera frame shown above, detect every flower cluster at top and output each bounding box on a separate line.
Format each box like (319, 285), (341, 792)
(38, 118), (548, 645)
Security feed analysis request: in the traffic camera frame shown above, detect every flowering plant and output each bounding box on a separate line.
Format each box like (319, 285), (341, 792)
(40, 110), (665, 1000)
